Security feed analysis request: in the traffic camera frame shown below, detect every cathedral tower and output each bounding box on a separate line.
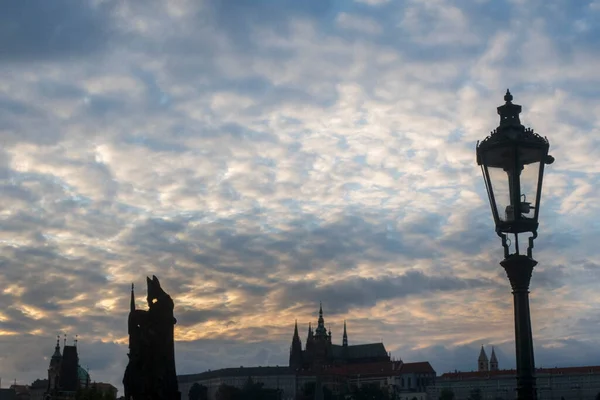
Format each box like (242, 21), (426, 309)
(478, 345), (489, 372)
(342, 320), (348, 347)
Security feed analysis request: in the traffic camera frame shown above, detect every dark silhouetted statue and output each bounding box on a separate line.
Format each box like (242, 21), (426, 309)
(123, 276), (181, 400)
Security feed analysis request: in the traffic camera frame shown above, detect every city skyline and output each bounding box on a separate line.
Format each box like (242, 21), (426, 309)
(2, 0), (600, 396)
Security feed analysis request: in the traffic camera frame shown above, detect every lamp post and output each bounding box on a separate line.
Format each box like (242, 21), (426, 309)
(476, 90), (555, 400)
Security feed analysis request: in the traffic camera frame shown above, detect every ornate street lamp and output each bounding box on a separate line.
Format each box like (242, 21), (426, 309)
(476, 90), (554, 400)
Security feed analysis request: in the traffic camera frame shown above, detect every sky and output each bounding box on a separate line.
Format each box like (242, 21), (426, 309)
(1, 0), (600, 395)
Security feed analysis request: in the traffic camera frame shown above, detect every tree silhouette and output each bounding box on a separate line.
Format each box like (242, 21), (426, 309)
(351, 384), (390, 400)
(439, 388), (455, 400)
(189, 383), (208, 400)
(215, 383), (241, 400)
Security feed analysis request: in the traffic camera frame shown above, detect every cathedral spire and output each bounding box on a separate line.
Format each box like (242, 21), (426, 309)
(130, 283), (135, 312)
(289, 320), (303, 369)
(293, 320), (299, 338)
(343, 320), (348, 347)
(315, 303), (326, 337)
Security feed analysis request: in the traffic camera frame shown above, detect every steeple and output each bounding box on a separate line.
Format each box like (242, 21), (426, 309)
(48, 336), (62, 391)
(294, 320), (299, 337)
(289, 320), (303, 369)
(52, 335), (62, 360)
(130, 283), (135, 312)
(343, 320), (348, 347)
(490, 346), (499, 371)
(315, 302), (327, 337)
(478, 345), (489, 372)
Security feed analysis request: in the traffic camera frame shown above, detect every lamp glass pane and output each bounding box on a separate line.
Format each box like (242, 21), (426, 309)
(488, 165), (512, 222)
(519, 147), (543, 219)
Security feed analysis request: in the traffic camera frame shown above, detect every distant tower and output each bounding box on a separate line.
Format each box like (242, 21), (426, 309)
(478, 345), (489, 372)
(315, 302), (327, 337)
(490, 347), (499, 371)
(342, 320), (348, 347)
(48, 336), (62, 392)
(289, 320), (303, 370)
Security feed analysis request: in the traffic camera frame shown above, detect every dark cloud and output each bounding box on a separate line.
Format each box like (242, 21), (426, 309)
(0, 0), (117, 62)
(276, 271), (493, 315)
(1, 0), (599, 395)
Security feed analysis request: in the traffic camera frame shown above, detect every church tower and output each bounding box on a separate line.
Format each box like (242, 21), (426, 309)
(47, 336), (62, 392)
(342, 320), (348, 347)
(478, 345), (489, 372)
(289, 320), (303, 370)
(490, 347), (499, 371)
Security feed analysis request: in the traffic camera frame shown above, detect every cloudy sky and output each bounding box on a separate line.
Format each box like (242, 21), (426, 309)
(2, 0), (600, 394)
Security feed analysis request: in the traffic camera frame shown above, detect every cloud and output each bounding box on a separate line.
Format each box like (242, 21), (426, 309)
(1, 0), (600, 395)
(0, 0), (117, 62)
(336, 13), (383, 35)
(355, 0), (391, 5)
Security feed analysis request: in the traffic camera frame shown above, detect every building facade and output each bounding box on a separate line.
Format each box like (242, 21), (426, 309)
(179, 367), (298, 400)
(427, 349), (600, 400)
(178, 305), (436, 400)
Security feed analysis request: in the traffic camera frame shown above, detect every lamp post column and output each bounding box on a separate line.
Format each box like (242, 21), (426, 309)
(501, 254), (538, 400)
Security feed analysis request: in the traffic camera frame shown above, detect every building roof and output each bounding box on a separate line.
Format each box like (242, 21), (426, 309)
(78, 366), (90, 383)
(440, 365), (600, 380)
(7, 386), (27, 395)
(478, 346), (488, 361)
(331, 343), (389, 360)
(178, 366), (293, 383)
(490, 347), (498, 363)
(328, 361), (394, 377)
(30, 379), (48, 390)
(400, 362), (436, 374)
(92, 382), (118, 393)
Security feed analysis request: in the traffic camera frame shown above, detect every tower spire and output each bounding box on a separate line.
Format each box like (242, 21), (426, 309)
(316, 303), (326, 337)
(289, 320), (303, 369)
(478, 345), (489, 372)
(490, 346), (499, 371)
(130, 283), (135, 312)
(52, 335), (61, 358)
(343, 320), (348, 347)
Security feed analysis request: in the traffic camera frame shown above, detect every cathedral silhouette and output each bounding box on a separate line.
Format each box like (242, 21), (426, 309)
(289, 303), (390, 370)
